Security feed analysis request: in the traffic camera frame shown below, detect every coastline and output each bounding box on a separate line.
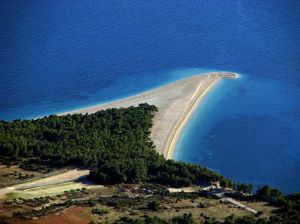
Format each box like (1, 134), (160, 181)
(165, 77), (221, 159)
(59, 72), (237, 158)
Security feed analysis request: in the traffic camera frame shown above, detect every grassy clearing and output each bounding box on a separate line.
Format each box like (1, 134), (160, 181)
(242, 201), (278, 217)
(4, 181), (105, 199)
(0, 165), (42, 187)
(5, 192), (19, 200)
(92, 197), (255, 223)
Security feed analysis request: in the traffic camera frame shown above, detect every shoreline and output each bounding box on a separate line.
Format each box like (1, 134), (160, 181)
(60, 72), (237, 158)
(165, 72), (238, 159)
(165, 77), (222, 159)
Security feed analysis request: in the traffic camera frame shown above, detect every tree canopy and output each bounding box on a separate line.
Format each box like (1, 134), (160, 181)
(0, 104), (229, 187)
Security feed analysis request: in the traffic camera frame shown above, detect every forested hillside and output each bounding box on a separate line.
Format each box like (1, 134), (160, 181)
(0, 104), (229, 187)
(1, 104), (299, 223)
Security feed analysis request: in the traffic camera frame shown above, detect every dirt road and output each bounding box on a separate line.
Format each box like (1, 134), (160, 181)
(0, 168), (90, 198)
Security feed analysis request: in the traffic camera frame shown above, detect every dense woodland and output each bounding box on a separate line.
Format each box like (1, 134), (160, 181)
(0, 104), (229, 187)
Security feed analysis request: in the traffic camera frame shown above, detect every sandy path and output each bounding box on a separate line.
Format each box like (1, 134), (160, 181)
(223, 197), (258, 214)
(13, 169), (90, 190)
(60, 72), (237, 158)
(0, 169), (90, 198)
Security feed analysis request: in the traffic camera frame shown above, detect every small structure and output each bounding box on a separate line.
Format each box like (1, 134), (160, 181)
(209, 181), (220, 188)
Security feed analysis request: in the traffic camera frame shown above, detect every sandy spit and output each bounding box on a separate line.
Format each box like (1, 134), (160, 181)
(59, 72), (237, 159)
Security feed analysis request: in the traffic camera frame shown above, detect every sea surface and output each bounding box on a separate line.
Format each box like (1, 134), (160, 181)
(1, 0), (299, 193)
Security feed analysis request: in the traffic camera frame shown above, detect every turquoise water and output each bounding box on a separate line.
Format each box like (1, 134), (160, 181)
(174, 73), (300, 193)
(0, 0), (299, 193)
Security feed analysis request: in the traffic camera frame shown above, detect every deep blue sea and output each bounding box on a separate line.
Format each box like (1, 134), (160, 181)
(1, 0), (299, 193)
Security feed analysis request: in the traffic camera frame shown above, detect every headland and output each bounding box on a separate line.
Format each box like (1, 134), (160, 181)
(60, 72), (237, 159)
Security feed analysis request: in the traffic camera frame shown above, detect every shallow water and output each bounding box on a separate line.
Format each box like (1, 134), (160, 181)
(174, 75), (300, 193)
(1, 0), (299, 193)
